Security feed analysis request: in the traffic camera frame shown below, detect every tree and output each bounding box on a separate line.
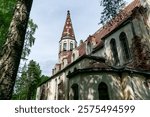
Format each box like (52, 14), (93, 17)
(12, 60), (49, 100)
(40, 75), (49, 84)
(26, 60), (41, 100)
(13, 64), (28, 100)
(100, 0), (125, 25)
(0, 0), (33, 99)
(22, 19), (38, 60)
(12, 19), (38, 99)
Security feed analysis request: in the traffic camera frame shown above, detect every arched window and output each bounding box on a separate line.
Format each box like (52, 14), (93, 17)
(68, 71), (71, 74)
(119, 32), (130, 61)
(70, 42), (73, 51)
(98, 82), (109, 100)
(74, 67), (77, 71)
(87, 42), (92, 54)
(110, 39), (119, 65)
(40, 85), (47, 100)
(71, 84), (79, 100)
(63, 42), (67, 51)
(58, 81), (64, 100)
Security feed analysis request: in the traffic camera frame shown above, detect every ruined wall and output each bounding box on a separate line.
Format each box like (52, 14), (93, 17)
(68, 71), (150, 100)
(68, 72), (123, 100)
(130, 11), (150, 69)
(121, 73), (150, 100)
(36, 57), (95, 100)
(36, 78), (57, 100)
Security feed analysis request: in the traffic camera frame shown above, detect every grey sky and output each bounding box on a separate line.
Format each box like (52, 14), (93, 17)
(28, 0), (132, 76)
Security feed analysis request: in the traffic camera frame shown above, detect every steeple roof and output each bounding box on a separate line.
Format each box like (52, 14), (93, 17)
(61, 10), (75, 40)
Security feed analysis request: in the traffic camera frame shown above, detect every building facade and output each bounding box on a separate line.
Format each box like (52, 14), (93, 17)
(36, 0), (150, 100)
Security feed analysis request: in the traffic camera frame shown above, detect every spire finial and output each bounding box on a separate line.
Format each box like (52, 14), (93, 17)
(67, 10), (70, 15)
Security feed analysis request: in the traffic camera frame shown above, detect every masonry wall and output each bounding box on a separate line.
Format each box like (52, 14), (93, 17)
(68, 72), (122, 100)
(68, 72), (150, 100)
(104, 23), (134, 66)
(36, 78), (56, 100)
(131, 14), (150, 68)
(121, 73), (150, 100)
(92, 47), (105, 58)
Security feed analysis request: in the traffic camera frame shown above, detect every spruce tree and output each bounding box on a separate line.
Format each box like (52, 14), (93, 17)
(100, 0), (126, 25)
(12, 60), (49, 100)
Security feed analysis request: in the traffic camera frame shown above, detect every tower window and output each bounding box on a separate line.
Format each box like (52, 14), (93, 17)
(72, 53), (75, 61)
(119, 32), (130, 61)
(110, 39), (119, 65)
(87, 42), (92, 53)
(63, 43), (67, 51)
(71, 83), (79, 100)
(98, 82), (109, 100)
(70, 42), (73, 51)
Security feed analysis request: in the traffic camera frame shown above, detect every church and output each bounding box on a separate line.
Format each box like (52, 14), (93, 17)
(36, 0), (150, 100)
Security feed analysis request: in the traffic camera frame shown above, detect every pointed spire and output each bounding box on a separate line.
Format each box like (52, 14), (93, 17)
(61, 10), (75, 40)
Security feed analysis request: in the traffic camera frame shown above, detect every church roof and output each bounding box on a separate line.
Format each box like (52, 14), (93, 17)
(92, 0), (140, 45)
(61, 10), (76, 40)
(75, 0), (141, 58)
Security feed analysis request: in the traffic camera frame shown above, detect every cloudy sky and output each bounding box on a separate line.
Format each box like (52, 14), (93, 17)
(28, 0), (132, 76)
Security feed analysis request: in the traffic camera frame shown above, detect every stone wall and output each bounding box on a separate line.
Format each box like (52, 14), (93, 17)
(68, 71), (150, 100)
(68, 72), (122, 100)
(104, 23), (134, 66)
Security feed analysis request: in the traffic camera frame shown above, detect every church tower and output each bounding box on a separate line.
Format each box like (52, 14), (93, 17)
(59, 10), (77, 63)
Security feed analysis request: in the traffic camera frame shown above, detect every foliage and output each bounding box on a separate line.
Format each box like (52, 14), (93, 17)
(100, 0), (125, 25)
(40, 75), (50, 84)
(12, 60), (49, 100)
(22, 19), (38, 60)
(0, 0), (16, 53)
(13, 65), (28, 99)
(12, 19), (38, 99)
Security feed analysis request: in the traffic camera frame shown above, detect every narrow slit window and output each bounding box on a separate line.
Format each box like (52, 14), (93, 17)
(119, 32), (130, 61)
(110, 39), (119, 65)
(71, 84), (79, 100)
(63, 43), (67, 51)
(70, 42), (73, 51)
